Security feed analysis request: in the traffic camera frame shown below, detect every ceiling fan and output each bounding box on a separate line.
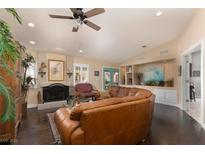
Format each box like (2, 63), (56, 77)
(49, 8), (105, 32)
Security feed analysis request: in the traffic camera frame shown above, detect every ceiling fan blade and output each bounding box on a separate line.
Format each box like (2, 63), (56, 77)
(84, 20), (101, 31)
(84, 8), (105, 18)
(49, 14), (74, 19)
(70, 8), (81, 15)
(72, 27), (79, 32)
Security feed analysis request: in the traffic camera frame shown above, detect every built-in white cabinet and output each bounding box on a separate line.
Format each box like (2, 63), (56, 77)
(154, 89), (177, 106)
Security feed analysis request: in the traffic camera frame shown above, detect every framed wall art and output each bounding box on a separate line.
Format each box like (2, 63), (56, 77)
(48, 59), (64, 81)
(94, 70), (99, 76)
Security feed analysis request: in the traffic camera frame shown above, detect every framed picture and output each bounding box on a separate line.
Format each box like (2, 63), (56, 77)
(48, 59), (64, 81)
(104, 71), (111, 82)
(94, 70), (99, 76)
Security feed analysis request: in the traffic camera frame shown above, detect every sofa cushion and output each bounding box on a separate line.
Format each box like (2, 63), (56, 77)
(75, 83), (93, 93)
(108, 86), (120, 97)
(120, 95), (146, 102)
(70, 97), (123, 120)
(136, 89), (152, 98)
(117, 87), (130, 97)
(80, 92), (96, 98)
(128, 88), (139, 96)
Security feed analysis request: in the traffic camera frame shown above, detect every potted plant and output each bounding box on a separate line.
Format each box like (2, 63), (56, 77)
(21, 53), (35, 117)
(21, 53), (35, 95)
(166, 79), (174, 87)
(145, 79), (158, 86)
(0, 9), (23, 123)
(136, 73), (143, 85)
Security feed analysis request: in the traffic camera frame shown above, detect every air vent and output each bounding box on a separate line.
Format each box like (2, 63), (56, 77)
(160, 50), (169, 55)
(142, 45), (147, 48)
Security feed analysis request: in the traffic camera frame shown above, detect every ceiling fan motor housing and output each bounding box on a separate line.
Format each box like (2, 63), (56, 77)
(73, 12), (86, 21)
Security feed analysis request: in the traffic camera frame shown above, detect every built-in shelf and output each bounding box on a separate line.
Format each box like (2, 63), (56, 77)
(120, 58), (176, 88)
(126, 65), (132, 73)
(120, 66), (126, 85)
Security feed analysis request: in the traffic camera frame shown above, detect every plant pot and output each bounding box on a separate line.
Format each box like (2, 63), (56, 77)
(166, 81), (174, 87)
(22, 101), (27, 119)
(21, 91), (27, 119)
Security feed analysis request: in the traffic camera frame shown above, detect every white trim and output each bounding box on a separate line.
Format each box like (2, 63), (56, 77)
(155, 101), (180, 108)
(202, 124), (205, 130)
(180, 39), (205, 126)
(37, 101), (66, 110)
(201, 39), (205, 123)
(27, 103), (38, 108)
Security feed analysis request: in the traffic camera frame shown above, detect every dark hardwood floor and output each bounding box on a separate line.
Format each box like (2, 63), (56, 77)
(143, 104), (205, 145)
(17, 103), (205, 145)
(16, 108), (57, 145)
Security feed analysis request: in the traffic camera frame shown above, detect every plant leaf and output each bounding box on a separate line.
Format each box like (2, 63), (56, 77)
(0, 78), (15, 122)
(5, 8), (22, 24)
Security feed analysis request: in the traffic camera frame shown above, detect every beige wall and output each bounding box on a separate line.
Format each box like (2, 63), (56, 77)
(27, 52), (118, 107)
(73, 56), (119, 91)
(122, 39), (178, 65)
(177, 9), (205, 53)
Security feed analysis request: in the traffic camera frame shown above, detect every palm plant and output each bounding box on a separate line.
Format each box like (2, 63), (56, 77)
(21, 53), (35, 95)
(0, 9), (23, 123)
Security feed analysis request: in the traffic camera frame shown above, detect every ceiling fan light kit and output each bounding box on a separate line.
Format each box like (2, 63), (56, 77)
(49, 8), (105, 32)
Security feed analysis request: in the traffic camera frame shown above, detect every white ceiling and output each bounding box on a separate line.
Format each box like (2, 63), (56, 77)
(0, 8), (193, 63)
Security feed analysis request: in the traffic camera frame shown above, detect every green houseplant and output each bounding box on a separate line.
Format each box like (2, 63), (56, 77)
(166, 79), (174, 87)
(21, 53), (35, 96)
(0, 9), (23, 123)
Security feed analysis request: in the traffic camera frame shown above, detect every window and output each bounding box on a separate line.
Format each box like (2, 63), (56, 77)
(26, 61), (37, 88)
(73, 63), (89, 85)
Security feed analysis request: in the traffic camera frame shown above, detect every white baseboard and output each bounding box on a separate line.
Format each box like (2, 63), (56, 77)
(155, 101), (180, 108)
(37, 101), (66, 110)
(202, 124), (205, 129)
(27, 104), (38, 108)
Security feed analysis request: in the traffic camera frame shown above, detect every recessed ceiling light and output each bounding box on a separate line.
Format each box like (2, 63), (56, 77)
(29, 41), (36, 45)
(156, 10), (163, 17)
(79, 50), (83, 53)
(27, 22), (35, 27)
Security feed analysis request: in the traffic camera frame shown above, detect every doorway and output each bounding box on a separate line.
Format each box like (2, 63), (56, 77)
(102, 67), (119, 90)
(181, 42), (204, 125)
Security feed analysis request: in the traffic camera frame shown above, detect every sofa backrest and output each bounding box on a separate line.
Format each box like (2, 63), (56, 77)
(108, 86), (152, 98)
(117, 87), (130, 97)
(70, 97), (123, 120)
(70, 87), (153, 121)
(80, 98), (153, 144)
(108, 86), (120, 97)
(75, 83), (93, 93)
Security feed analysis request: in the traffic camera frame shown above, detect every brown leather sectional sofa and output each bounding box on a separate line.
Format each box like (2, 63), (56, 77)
(54, 86), (155, 145)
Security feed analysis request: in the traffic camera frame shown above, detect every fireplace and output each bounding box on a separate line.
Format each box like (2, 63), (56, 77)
(43, 83), (69, 103)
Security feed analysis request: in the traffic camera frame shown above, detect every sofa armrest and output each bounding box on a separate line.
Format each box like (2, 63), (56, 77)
(54, 108), (80, 144)
(98, 91), (111, 99)
(60, 117), (80, 144)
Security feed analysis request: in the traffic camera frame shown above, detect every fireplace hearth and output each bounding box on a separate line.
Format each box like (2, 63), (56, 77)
(43, 83), (69, 103)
